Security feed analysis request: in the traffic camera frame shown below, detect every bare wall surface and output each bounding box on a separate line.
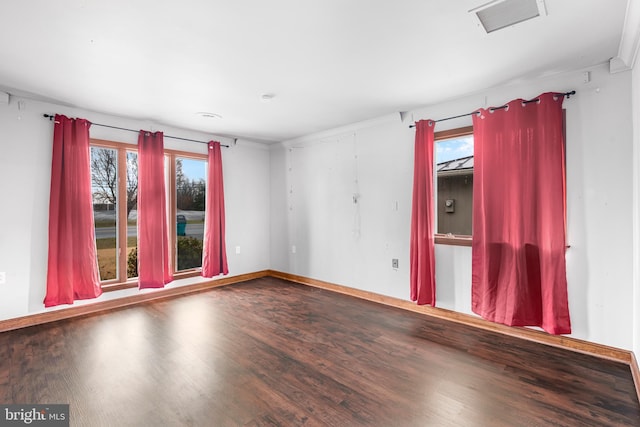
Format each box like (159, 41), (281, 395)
(633, 58), (640, 358)
(272, 65), (635, 350)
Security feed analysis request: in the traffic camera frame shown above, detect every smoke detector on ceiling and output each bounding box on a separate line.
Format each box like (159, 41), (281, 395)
(196, 112), (222, 119)
(470, 0), (547, 34)
(260, 93), (276, 103)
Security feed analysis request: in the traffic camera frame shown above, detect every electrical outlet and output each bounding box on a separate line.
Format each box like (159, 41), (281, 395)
(0, 272), (6, 284)
(235, 246), (241, 254)
(392, 259), (399, 269)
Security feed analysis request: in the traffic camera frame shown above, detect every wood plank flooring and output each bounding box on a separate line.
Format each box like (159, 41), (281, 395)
(0, 277), (638, 426)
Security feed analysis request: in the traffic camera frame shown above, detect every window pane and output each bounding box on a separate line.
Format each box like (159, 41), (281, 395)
(436, 135), (473, 235)
(176, 158), (206, 271)
(91, 147), (118, 281)
(126, 151), (139, 279)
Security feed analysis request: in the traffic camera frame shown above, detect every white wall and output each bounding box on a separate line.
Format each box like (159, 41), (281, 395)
(0, 96), (271, 321)
(271, 64), (635, 350)
(223, 139), (271, 275)
(633, 59), (640, 358)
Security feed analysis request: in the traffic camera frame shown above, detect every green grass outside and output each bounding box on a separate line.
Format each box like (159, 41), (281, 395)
(96, 236), (138, 250)
(94, 219), (204, 228)
(94, 220), (116, 228)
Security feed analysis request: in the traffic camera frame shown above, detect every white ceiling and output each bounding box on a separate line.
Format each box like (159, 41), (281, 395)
(0, 1), (634, 143)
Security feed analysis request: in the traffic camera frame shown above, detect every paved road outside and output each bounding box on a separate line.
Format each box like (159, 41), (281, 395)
(94, 210), (205, 240)
(95, 223), (204, 240)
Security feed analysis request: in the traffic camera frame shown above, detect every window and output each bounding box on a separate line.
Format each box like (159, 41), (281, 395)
(175, 157), (206, 271)
(90, 139), (207, 288)
(91, 143), (139, 283)
(434, 126), (473, 245)
(125, 151), (139, 279)
(91, 146), (120, 281)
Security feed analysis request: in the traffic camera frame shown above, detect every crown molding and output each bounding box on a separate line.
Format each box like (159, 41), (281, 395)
(610, 0), (640, 73)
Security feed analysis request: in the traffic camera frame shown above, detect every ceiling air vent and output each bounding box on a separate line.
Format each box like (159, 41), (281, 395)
(470, 0), (547, 33)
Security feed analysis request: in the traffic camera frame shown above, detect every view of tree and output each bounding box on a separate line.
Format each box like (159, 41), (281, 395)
(91, 148), (138, 218)
(176, 159), (205, 211)
(126, 152), (138, 216)
(92, 154), (204, 216)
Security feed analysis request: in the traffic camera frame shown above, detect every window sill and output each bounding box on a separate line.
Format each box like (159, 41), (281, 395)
(434, 234), (472, 247)
(101, 270), (203, 293)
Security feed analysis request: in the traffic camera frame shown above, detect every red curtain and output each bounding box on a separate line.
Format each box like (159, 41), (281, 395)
(202, 141), (229, 277)
(137, 131), (172, 288)
(471, 92), (570, 334)
(44, 115), (102, 307)
(410, 120), (436, 306)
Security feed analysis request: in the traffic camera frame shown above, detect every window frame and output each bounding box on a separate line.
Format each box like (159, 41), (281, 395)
(90, 138), (207, 292)
(433, 126), (474, 247)
(171, 153), (208, 273)
(432, 111), (567, 248)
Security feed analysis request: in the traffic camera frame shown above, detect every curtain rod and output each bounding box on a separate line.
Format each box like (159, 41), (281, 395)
(43, 114), (231, 147)
(409, 90), (576, 128)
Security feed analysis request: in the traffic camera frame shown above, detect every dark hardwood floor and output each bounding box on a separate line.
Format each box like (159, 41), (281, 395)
(0, 277), (638, 426)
